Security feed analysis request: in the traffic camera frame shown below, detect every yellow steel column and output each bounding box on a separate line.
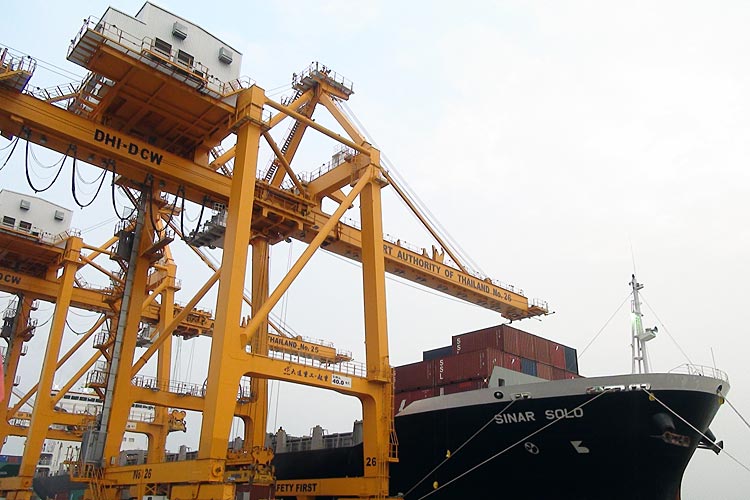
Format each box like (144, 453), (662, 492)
(148, 257), (177, 463)
(198, 86), (265, 460)
(0, 297), (33, 449)
(11, 237), (82, 498)
(101, 191), (157, 464)
(249, 237), (270, 446)
(357, 161), (392, 495)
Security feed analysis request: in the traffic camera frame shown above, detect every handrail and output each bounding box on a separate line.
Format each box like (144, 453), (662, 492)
(0, 46), (37, 76)
(68, 17), (253, 99)
(668, 363), (729, 382)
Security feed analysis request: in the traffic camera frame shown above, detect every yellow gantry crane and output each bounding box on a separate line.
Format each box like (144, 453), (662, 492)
(0, 5), (547, 500)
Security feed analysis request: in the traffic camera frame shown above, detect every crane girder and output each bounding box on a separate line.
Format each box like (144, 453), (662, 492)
(298, 222), (538, 319)
(0, 88), (231, 207)
(250, 186), (544, 319)
(0, 85), (541, 319)
(306, 155), (370, 201)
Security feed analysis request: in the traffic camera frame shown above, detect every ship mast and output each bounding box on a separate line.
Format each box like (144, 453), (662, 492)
(630, 274), (657, 374)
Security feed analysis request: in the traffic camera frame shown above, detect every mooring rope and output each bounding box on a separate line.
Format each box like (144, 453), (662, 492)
(403, 399), (517, 498)
(645, 389), (750, 474)
(719, 391), (750, 434)
(411, 389), (613, 499)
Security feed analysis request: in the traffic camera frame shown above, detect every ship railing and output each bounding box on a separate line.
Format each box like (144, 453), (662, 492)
(668, 363), (729, 382)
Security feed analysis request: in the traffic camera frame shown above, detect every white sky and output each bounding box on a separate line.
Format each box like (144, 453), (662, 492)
(2, 1), (750, 498)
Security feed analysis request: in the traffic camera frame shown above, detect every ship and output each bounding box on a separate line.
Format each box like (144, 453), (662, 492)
(268, 275), (728, 500)
(25, 276), (729, 500)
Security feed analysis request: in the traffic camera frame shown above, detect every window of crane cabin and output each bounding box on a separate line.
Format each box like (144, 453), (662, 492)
(177, 50), (194, 68)
(153, 38), (172, 57)
(18, 221), (32, 232)
(2, 216), (15, 228)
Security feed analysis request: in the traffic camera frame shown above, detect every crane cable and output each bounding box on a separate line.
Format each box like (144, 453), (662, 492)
(403, 399), (517, 498)
(0, 44), (84, 81)
(338, 100), (486, 277)
(179, 190), (208, 243)
(29, 143), (66, 171)
(24, 140), (69, 193)
(71, 149), (108, 208)
(0, 136), (20, 171)
(411, 388), (614, 499)
(272, 241), (295, 432)
(645, 389), (750, 474)
(0, 136), (18, 151)
(640, 295), (694, 365)
(578, 292), (632, 359)
(65, 314), (103, 335)
(108, 161), (134, 222)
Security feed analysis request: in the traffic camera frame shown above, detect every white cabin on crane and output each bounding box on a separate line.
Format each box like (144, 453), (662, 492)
(0, 190), (72, 241)
(97, 2), (242, 85)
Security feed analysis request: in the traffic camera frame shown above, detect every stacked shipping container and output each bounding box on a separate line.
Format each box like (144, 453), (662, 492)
(395, 325), (580, 406)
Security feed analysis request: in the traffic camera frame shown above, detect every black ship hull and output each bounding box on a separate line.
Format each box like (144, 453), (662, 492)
(275, 372), (726, 500)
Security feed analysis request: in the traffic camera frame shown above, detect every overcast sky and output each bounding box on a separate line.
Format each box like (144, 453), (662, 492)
(2, 1), (750, 498)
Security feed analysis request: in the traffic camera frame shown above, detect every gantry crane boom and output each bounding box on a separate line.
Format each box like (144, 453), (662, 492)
(0, 88), (545, 320)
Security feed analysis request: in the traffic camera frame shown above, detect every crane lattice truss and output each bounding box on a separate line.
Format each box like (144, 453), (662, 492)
(0, 18), (546, 500)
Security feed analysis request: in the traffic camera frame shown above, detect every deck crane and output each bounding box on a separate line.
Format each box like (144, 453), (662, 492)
(0, 4), (548, 500)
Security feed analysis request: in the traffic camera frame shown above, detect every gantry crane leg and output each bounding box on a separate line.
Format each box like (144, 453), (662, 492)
(249, 237), (270, 446)
(0, 237), (83, 500)
(198, 87), (265, 485)
(0, 294), (33, 445)
(358, 164), (394, 496)
(148, 257), (177, 463)
(100, 190), (160, 465)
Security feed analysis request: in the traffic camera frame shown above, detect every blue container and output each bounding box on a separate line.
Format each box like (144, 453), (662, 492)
(564, 346), (578, 374)
(520, 357), (538, 376)
(423, 346), (453, 362)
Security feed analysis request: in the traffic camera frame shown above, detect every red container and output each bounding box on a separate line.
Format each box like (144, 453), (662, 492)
(440, 379), (486, 395)
(552, 367), (567, 380)
(536, 362), (554, 380)
(440, 350), (487, 384)
(437, 348), (505, 385)
(452, 326), (503, 355)
(518, 331), (536, 359)
(534, 336), (551, 364)
(501, 325), (520, 354)
(550, 343), (566, 369)
(502, 352), (521, 372)
(395, 360), (434, 392)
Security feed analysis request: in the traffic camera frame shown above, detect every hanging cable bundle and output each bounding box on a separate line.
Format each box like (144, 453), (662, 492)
(25, 141), (70, 193)
(179, 190), (208, 244)
(108, 160), (134, 222)
(0, 136), (21, 172)
(29, 143), (66, 170)
(71, 148), (108, 208)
